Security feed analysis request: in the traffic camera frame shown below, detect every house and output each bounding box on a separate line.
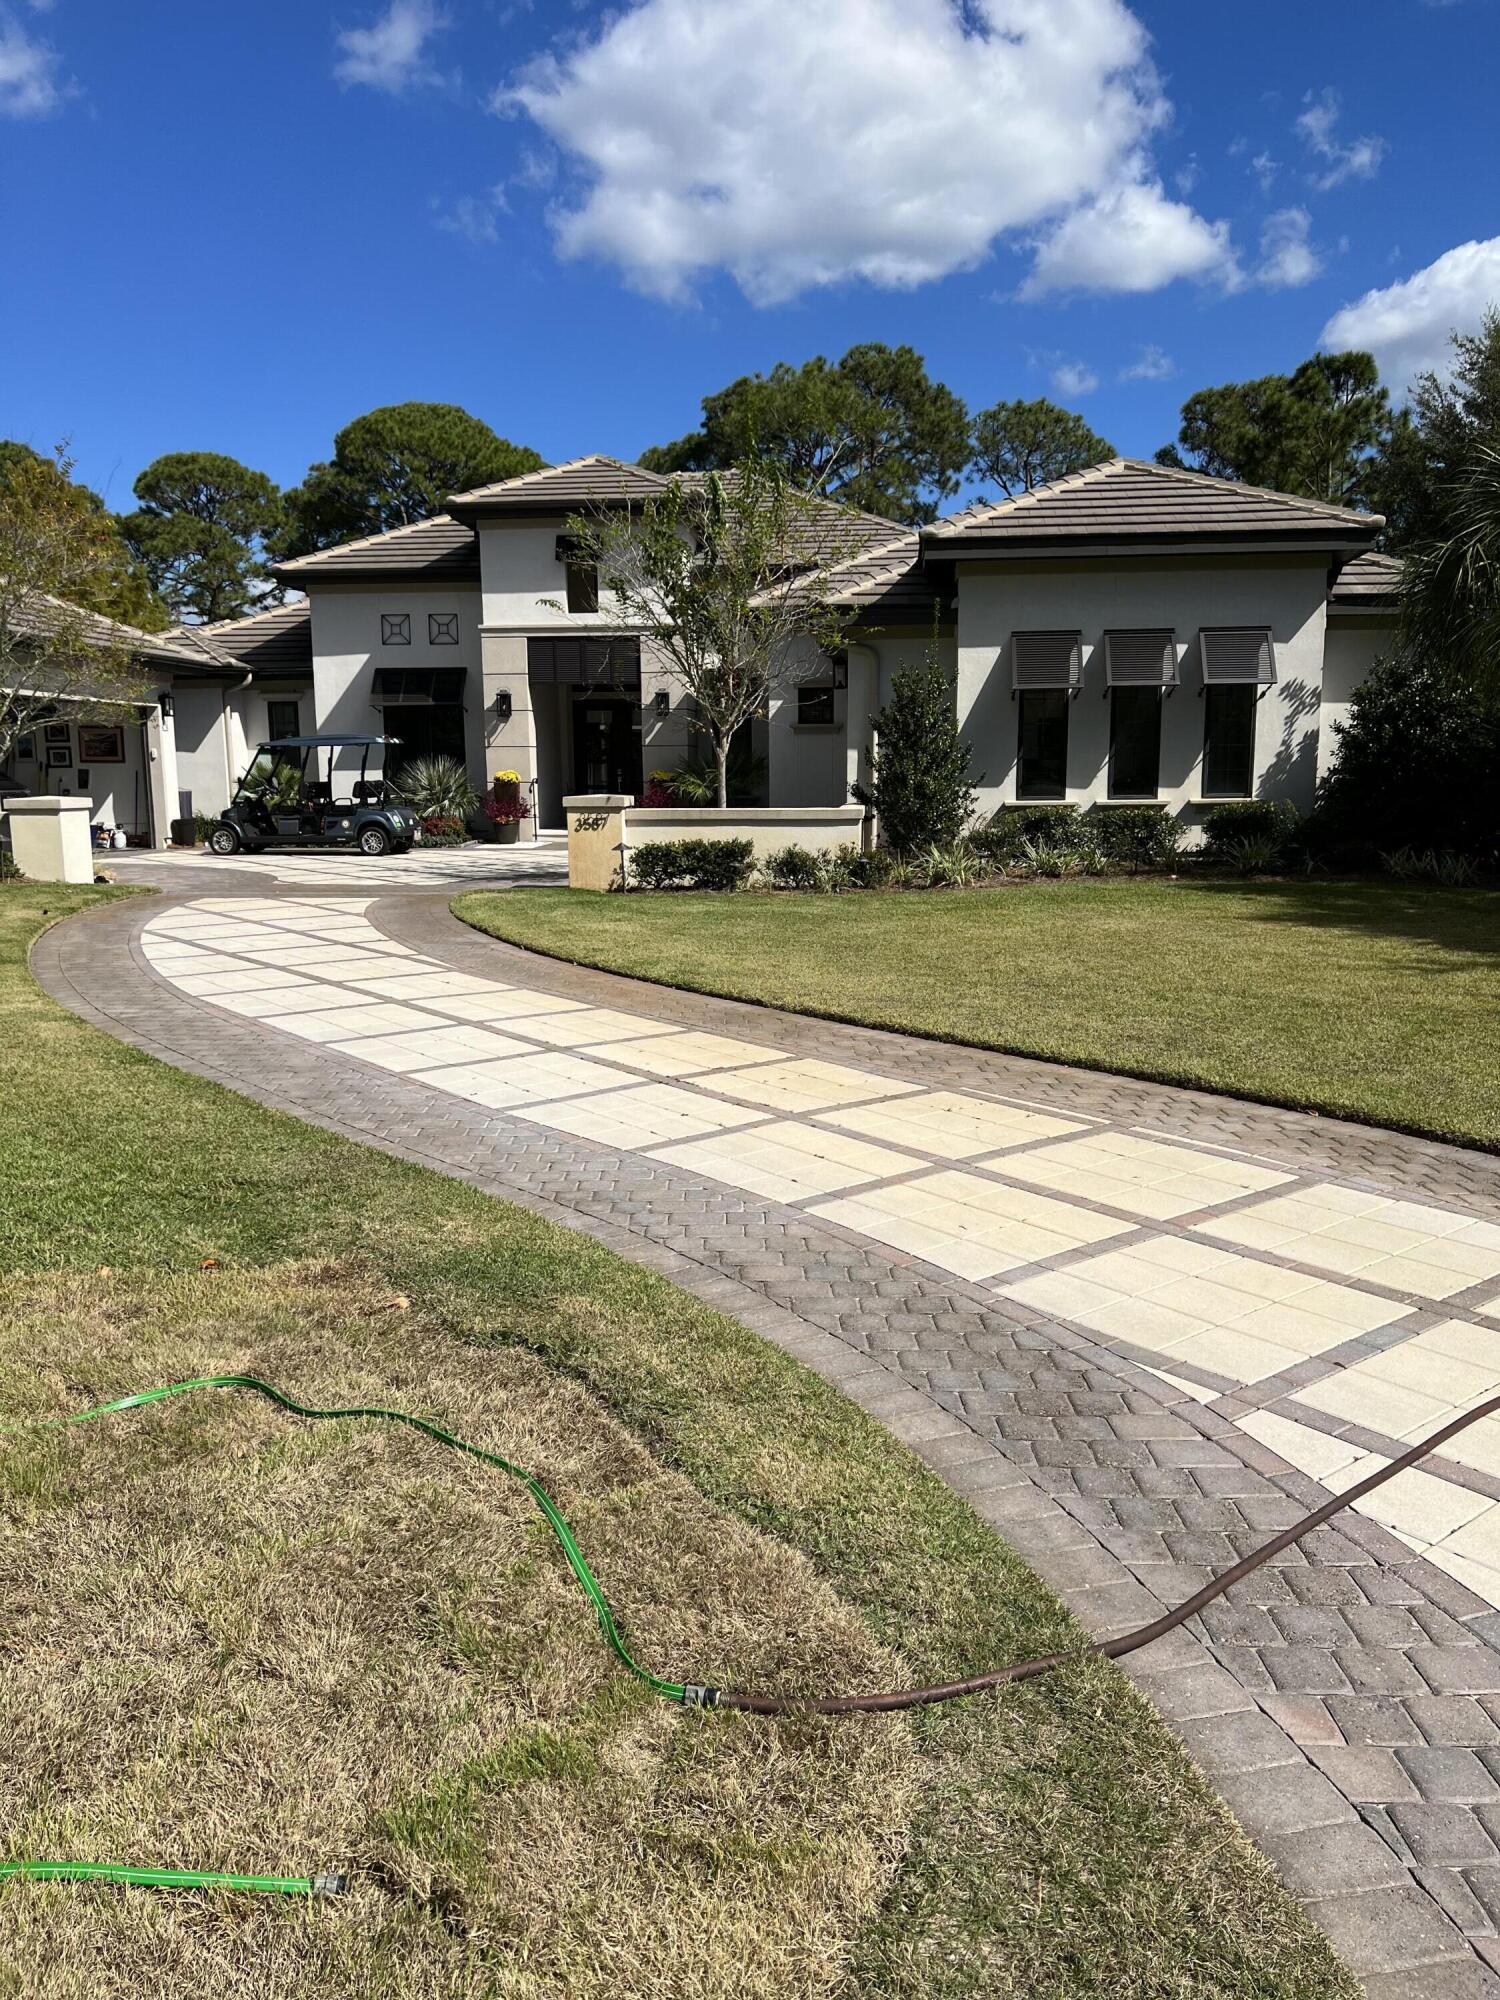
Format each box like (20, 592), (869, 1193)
(8, 454), (1397, 846)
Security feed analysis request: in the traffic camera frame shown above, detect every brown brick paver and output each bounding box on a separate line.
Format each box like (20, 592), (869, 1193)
(30, 886), (1500, 1995)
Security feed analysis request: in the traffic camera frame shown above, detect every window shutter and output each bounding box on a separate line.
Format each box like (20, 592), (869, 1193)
(1012, 631), (1082, 691)
(1200, 629), (1276, 685)
(1105, 630), (1177, 687)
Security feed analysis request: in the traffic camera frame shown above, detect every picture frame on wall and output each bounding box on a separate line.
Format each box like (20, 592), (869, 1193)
(46, 746), (71, 769)
(44, 722), (71, 746)
(77, 724), (125, 763)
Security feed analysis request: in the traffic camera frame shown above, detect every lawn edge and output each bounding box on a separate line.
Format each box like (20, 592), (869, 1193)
(451, 887), (1498, 1158)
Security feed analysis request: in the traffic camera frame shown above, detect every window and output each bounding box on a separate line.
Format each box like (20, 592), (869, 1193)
(429, 613), (459, 646)
(565, 560), (599, 614)
(1017, 689), (1069, 799)
(1203, 684), (1257, 797)
(380, 612), (410, 646)
(266, 699), (300, 741)
(1109, 687), (1162, 798)
(796, 683), (836, 726)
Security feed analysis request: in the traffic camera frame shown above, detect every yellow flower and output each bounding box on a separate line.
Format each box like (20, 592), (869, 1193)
(492, 770), (521, 783)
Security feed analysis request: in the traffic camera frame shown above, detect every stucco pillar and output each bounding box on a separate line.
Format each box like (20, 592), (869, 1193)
(480, 629), (537, 800)
(845, 643), (879, 803)
(3, 795), (96, 882)
(144, 701), (178, 848)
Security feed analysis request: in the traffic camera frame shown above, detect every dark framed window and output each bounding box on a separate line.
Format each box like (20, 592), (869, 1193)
(1108, 687), (1162, 798)
(380, 612), (410, 646)
(428, 613), (459, 646)
(266, 699), (301, 741)
(1203, 683), (1257, 797)
(1016, 689), (1069, 799)
(565, 559), (599, 614)
(796, 684), (836, 726)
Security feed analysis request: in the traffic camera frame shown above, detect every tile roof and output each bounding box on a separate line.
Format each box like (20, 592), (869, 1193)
(816, 532), (945, 620)
(11, 592), (223, 673)
(924, 457), (1382, 549)
(447, 454), (673, 512)
(1328, 549), (1403, 607)
(171, 598), (314, 674)
(271, 514), (480, 584)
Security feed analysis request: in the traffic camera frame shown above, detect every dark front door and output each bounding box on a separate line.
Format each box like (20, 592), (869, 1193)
(572, 697), (641, 795)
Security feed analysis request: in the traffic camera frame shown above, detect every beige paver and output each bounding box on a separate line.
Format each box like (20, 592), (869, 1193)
(497, 1005), (681, 1048)
(651, 1120), (919, 1202)
(822, 1089), (1086, 1158)
(997, 1129), (1291, 1220)
(707, 1057), (920, 1115)
(811, 1170), (1130, 1283)
(516, 1080), (762, 1149)
(585, 1029), (781, 1078)
(332, 1024), (538, 1073)
(1201, 1185), (1500, 1299)
(411, 1051), (627, 1109)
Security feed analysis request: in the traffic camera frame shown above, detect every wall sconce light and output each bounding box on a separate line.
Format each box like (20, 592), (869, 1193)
(494, 689), (513, 722)
(158, 691), (174, 719)
(653, 689), (670, 717)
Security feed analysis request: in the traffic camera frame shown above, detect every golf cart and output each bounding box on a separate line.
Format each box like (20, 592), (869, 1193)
(208, 735), (420, 857)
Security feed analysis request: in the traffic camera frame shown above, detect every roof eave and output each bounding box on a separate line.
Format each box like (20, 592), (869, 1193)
(921, 530), (1381, 559)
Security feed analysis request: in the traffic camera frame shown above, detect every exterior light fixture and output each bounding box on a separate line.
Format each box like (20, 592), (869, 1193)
(653, 689), (670, 717)
(158, 691), (175, 718)
(494, 690), (513, 722)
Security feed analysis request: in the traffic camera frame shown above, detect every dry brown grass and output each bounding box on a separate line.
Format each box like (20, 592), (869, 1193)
(0, 1259), (918, 2000)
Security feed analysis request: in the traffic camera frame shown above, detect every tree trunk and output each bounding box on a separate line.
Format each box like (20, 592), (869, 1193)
(714, 735), (730, 809)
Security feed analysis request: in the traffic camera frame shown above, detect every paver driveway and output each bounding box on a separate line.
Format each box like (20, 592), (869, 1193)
(36, 885), (1500, 1996)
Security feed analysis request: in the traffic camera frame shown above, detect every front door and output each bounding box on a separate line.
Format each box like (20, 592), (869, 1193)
(572, 697), (641, 796)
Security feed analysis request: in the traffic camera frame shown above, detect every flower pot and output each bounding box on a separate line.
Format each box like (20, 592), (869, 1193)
(496, 820), (520, 844)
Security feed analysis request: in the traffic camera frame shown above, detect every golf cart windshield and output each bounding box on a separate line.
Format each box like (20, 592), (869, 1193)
(236, 735), (400, 806)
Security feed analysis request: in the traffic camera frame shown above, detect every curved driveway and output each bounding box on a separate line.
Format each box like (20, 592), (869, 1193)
(35, 878), (1500, 1995)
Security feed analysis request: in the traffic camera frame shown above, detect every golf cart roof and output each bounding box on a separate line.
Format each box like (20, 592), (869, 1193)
(260, 734), (401, 750)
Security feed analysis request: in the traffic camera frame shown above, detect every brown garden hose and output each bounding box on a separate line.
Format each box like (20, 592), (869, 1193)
(706, 1387), (1500, 1715)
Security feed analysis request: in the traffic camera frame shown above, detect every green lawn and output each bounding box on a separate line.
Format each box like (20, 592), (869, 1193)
(0, 886), (1356, 2000)
(457, 877), (1500, 1150)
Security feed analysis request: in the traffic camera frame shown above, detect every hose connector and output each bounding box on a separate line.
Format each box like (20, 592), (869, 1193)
(680, 1684), (720, 1709)
(310, 1872), (348, 1898)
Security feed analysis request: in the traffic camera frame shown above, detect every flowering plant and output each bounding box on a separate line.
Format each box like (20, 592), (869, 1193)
(483, 793), (531, 825)
(492, 769), (521, 784)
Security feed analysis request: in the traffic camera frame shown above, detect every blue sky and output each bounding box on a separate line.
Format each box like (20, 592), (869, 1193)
(2, 0), (1497, 512)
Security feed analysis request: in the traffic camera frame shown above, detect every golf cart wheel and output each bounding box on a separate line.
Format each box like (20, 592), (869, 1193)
(358, 825), (392, 857)
(207, 824), (242, 855)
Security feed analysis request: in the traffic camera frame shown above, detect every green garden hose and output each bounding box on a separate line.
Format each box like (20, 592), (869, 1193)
(9, 1369), (1500, 1895)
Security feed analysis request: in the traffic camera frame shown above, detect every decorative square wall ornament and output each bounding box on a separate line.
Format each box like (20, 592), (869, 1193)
(429, 613), (459, 645)
(381, 613), (411, 646)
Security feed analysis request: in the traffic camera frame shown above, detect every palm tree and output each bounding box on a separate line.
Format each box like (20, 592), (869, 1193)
(1401, 443), (1500, 692)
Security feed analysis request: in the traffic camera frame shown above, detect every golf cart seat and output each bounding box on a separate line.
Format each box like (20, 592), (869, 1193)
(352, 780), (383, 802)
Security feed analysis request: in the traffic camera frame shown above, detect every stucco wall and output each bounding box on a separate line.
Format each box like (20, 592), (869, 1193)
(309, 587), (485, 787)
(1320, 616), (1393, 783)
(955, 555), (1331, 821)
(767, 629), (957, 807)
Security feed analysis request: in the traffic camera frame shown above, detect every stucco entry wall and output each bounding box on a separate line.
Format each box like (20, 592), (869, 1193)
(956, 554), (1332, 822)
(311, 586), (486, 786)
(1321, 617), (1391, 784)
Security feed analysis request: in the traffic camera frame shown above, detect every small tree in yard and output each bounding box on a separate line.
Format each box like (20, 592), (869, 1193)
(1, 447), (140, 776)
(562, 461), (856, 809)
(854, 652), (978, 854)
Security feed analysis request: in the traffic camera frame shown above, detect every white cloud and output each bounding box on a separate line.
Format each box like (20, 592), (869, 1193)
(1295, 87), (1386, 190)
(1322, 236), (1500, 386)
(435, 186), (509, 245)
(502, 0), (1237, 306)
(1120, 343), (1175, 381)
(1021, 173), (1238, 298)
(0, 5), (65, 115)
(1051, 359), (1099, 397)
(334, 0), (448, 93)
(1256, 207), (1321, 289)
(1250, 150), (1278, 192)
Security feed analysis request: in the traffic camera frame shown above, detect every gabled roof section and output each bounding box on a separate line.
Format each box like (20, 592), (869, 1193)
(1328, 549), (1403, 610)
(816, 531), (945, 622)
(447, 454), (673, 515)
(271, 514), (479, 586)
(924, 458), (1382, 552)
(11, 592), (224, 674)
(168, 598), (314, 675)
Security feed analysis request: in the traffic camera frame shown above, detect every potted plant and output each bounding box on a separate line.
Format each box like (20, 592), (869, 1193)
(485, 769), (532, 845)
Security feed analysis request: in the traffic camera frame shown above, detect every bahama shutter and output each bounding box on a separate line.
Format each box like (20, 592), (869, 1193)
(1199, 629), (1276, 686)
(1104, 630), (1177, 688)
(1012, 631), (1082, 692)
(371, 668), (467, 706)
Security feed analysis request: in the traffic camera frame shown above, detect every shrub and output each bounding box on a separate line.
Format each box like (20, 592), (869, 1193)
(1314, 651), (1500, 859)
(419, 812), (468, 846)
(1200, 800), (1298, 857)
(853, 653), (979, 855)
(763, 843), (824, 890)
(1089, 804), (1182, 872)
(1215, 833), (1289, 875)
(972, 805), (1082, 867)
(1381, 845), (1481, 886)
(920, 841), (983, 889)
(628, 837), (753, 892)
(396, 755), (478, 820)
